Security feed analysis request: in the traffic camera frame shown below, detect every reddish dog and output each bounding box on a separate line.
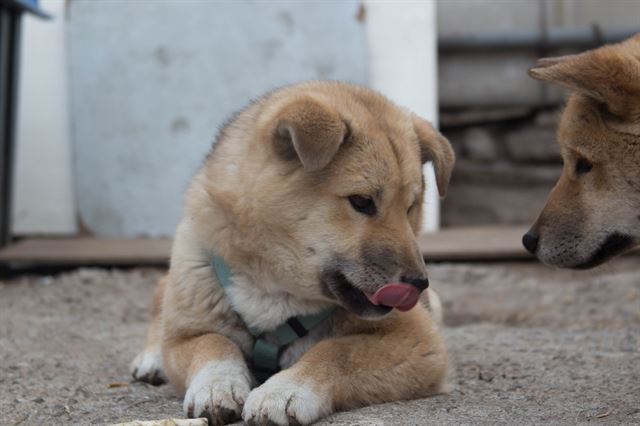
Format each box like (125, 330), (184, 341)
(523, 34), (640, 268)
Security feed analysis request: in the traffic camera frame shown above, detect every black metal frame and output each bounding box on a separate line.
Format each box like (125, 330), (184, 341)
(4, 0), (50, 18)
(0, 7), (21, 247)
(0, 1), (48, 248)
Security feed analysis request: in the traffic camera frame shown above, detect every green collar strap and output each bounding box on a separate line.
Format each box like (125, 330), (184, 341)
(212, 255), (335, 382)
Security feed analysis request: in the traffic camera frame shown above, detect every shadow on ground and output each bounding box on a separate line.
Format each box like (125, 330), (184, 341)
(1, 258), (639, 425)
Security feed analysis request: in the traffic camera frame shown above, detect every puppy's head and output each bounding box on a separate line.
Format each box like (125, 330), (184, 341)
(523, 34), (640, 268)
(242, 82), (454, 317)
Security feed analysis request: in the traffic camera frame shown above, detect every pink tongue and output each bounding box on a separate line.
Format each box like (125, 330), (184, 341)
(365, 283), (421, 312)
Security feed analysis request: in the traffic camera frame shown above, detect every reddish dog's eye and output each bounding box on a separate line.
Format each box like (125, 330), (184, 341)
(575, 157), (593, 174)
(348, 195), (376, 216)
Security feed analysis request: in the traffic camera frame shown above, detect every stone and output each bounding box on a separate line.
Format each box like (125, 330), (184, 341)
(440, 106), (532, 127)
(450, 160), (561, 186)
(505, 126), (561, 163)
(441, 182), (555, 226)
(50, 405), (67, 417)
(462, 127), (499, 162)
(535, 109), (561, 126)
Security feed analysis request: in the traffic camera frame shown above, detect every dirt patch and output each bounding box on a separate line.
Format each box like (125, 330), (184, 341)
(1, 258), (639, 425)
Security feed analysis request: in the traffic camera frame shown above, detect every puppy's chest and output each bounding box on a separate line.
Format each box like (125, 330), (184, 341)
(223, 274), (341, 369)
(225, 273), (330, 333)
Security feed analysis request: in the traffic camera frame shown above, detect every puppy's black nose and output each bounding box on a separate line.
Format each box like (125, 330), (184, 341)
(522, 231), (539, 254)
(402, 276), (429, 291)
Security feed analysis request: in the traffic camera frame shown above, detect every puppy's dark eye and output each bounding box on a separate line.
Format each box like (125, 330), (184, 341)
(575, 157), (593, 174)
(348, 195), (376, 216)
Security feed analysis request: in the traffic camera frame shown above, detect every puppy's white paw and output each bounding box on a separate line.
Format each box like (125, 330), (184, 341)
(242, 374), (330, 426)
(183, 360), (252, 425)
(131, 348), (167, 385)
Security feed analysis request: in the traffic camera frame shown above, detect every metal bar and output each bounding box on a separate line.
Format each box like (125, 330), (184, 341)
(0, 8), (20, 247)
(1, 0), (51, 19)
(0, 9), (11, 247)
(439, 26), (639, 52)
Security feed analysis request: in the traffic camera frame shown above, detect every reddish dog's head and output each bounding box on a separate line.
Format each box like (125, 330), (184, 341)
(523, 34), (640, 268)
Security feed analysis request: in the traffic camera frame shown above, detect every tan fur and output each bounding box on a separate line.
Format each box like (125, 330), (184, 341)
(132, 81), (454, 425)
(145, 275), (166, 352)
(525, 34), (640, 268)
(285, 307), (448, 410)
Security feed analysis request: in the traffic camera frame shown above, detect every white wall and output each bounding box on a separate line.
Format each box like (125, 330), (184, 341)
(12, 0), (76, 235)
(364, 1), (441, 232)
(67, 0), (368, 237)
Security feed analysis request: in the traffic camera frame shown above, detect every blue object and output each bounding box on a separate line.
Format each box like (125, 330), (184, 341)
(212, 255), (336, 382)
(3, 0), (51, 19)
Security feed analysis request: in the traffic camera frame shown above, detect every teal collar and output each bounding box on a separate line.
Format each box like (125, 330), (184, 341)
(212, 255), (335, 382)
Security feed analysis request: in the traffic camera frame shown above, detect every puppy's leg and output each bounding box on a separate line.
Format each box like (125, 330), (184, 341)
(164, 333), (253, 425)
(243, 306), (447, 426)
(131, 275), (168, 385)
(156, 217), (254, 424)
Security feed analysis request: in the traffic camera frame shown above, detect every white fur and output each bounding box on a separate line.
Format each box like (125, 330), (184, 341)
(427, 288), (444, 327)
(226, 274), (332, 332)
(183, 360), (252, 418)
(130, 347), (166, 382)
(242, 375), (330, 426)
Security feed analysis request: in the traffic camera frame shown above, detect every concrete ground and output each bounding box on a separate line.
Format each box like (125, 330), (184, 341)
(1, 258), (639, 426)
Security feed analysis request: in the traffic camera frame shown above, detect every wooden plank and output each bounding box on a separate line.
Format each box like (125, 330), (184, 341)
(0, 237), (171, 266)
(420, 226), (639, 261)
(0, 227), (530, 266)
(1, 226), (636, 266)
(419, 225), (532, 261)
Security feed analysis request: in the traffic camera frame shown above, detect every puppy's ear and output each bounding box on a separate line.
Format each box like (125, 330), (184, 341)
(528, 41), (640, 120)
(413, 116), (455, 198)
(273, 97), (347, 172)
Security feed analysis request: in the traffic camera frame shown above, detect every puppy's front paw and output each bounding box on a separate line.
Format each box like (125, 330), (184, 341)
(242, 374), (330, 426)
(183, 360), (252, 425)
(131, 348), (167, 385)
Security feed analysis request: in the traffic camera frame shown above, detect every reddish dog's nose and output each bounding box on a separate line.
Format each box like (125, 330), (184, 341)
(522, 231), (539, 254)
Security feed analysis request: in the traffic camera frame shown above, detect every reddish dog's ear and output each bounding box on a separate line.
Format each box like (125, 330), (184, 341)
(528, 36), (640, 120)
(529, 53), (585, 70)
(413, 116), (455, 198)
(273, 97), (347, 172)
